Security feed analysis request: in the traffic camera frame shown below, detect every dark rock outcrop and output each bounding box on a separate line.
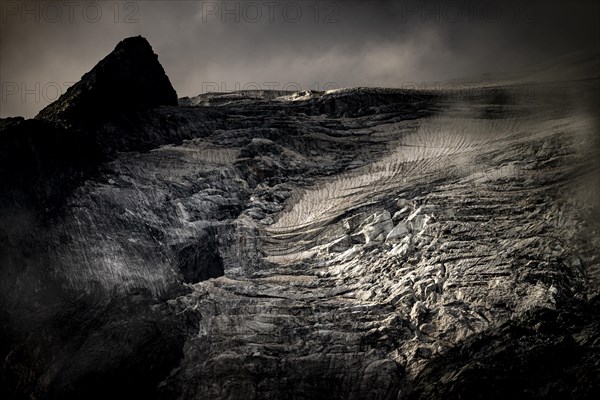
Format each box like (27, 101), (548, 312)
(1, 37), (213, 208)
(36, 36), (178, 125)
(0, 117), (100, 206)
(176, 228), (224, 283)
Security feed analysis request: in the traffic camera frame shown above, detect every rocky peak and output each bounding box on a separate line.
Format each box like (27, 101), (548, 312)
(36, 36), (178, 124)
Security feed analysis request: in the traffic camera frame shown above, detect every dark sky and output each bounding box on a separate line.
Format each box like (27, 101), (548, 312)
(1, 0), (599, 118)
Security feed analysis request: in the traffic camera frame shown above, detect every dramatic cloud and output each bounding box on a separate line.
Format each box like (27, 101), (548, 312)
(1, 0), (598, 117)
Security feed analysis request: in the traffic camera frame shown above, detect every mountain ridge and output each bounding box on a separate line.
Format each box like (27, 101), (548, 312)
(1, 36), (599, 400)
(35, 35), (178, 125)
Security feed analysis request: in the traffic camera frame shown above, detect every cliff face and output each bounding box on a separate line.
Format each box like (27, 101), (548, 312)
(1, 37), (599, 400)
(35, 36), (178, 125)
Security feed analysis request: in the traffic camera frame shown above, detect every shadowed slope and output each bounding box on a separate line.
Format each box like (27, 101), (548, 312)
(36, 36), (178, 125)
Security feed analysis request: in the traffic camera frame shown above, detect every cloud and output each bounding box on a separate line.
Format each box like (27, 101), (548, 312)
(1, 0), (598, 117)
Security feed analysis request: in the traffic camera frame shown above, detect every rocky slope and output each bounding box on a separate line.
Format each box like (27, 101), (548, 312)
(1, 37), (599, 400)
(36, 36), (178, 125)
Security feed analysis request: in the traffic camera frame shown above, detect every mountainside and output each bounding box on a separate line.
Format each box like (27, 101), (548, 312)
(1, 37), (599, 400)
(36, 36), (178, 125)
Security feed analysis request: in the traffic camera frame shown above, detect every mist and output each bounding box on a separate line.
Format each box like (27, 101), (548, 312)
(1, 0), (598, 118)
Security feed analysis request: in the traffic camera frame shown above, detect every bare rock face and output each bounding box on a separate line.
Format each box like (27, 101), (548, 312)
(1, 37), (196, 208)
(404, 297), (600, 400)
(1, 38), (599, 400)
(36, 36), (178, 124)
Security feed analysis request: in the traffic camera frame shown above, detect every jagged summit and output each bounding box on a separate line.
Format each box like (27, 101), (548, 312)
(36, 36), (178, 124)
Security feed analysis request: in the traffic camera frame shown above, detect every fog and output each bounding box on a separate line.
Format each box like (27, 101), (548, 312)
(1, 0), (598, 118)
